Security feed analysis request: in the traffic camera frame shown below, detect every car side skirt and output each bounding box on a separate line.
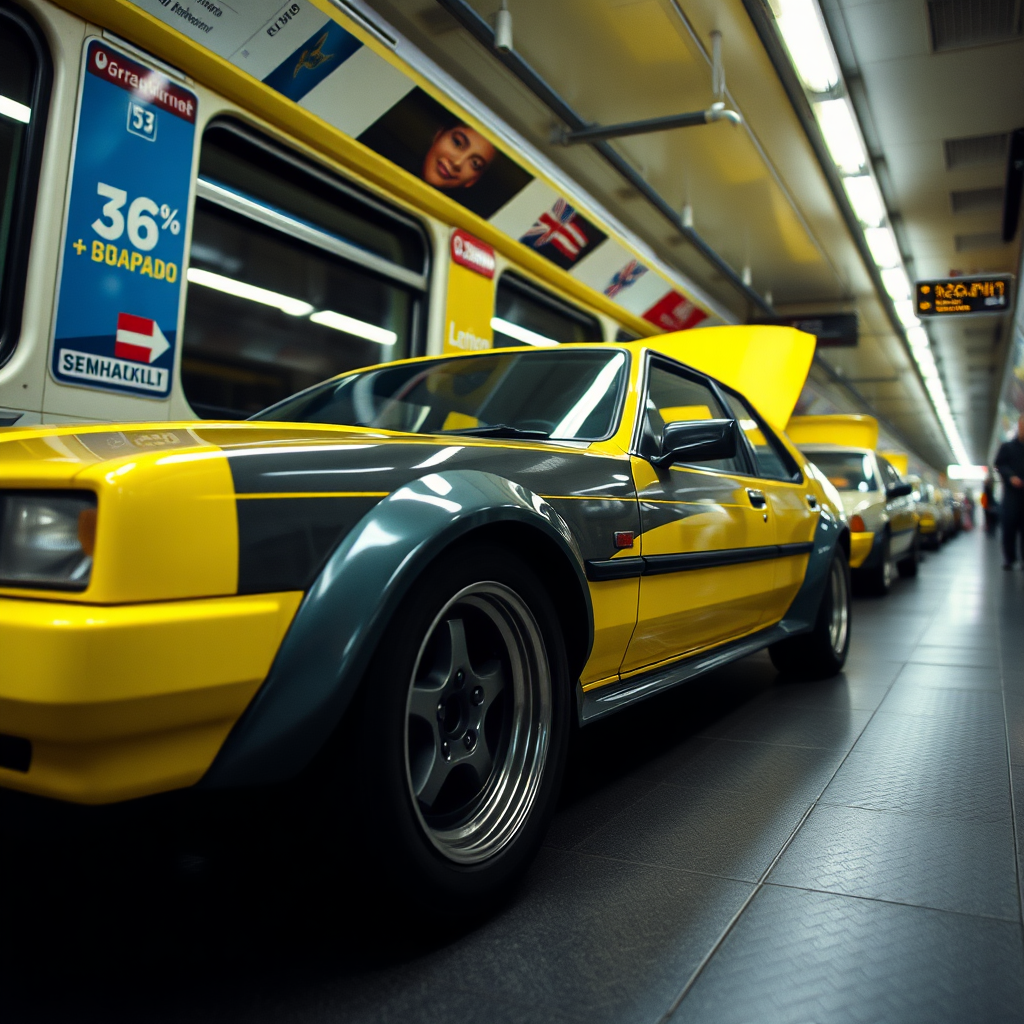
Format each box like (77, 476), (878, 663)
(579, 508), (844, 724)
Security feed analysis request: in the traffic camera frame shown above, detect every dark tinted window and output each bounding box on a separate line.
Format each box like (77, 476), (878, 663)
(640, 362), (743, 474)
(182, 122), (428, 419)
(256, 348), (627, 441)
(492, 274), (602, 347)
(808, 451), (878, 492)
(0, 7), (49, 364)
(722, 390), (801, 481)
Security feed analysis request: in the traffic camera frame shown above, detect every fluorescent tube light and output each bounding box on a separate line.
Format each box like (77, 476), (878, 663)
(309, 309), (397, 346)
(0, 94), (30, 124)
(947, 464), (987, 480)
(893, 299), (920, 328)
(905, 326), (929, 350)
(815, 99), (866, 174)
(864, 227), (900, 268)
(773, 0), (840, 93)
(843, 175), (885, 227)
(881, 267), (911, 301)
(491, 317), (559, 348)
(186, 268), (314, 316)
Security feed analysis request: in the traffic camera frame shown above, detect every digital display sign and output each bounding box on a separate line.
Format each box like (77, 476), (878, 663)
(915, 276), (1013, 316)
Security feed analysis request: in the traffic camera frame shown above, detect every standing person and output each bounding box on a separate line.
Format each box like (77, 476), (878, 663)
(994, 415), (1024, 568)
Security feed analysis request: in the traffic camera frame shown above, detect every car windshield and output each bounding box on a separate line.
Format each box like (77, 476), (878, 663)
(809, 451), (878, 492)
(253, 348), (628, 441)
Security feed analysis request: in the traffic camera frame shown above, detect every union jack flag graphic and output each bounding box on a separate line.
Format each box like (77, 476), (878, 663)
(604, 259), (648, 298)
(521, 200), (591, 263)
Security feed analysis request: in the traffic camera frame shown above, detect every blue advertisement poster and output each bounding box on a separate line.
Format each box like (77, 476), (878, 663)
(51, 40), (197, 400)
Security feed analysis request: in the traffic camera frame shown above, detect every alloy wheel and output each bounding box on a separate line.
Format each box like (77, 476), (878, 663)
(828, 558), (850, 657)
(403, 582), (551, 865)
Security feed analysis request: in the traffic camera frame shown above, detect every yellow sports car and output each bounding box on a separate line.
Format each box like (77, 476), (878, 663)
(0, 326), (849, 910)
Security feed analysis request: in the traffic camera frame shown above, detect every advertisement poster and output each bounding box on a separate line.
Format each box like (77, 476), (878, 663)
(124, 0), (713, 329)
(51, 40), (196, 399)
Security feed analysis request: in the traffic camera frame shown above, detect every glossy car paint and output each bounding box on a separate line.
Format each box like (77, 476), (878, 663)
(0, 329), (846, 803)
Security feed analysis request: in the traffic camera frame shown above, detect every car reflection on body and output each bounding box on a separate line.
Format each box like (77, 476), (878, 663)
(0, 326), (851, 915)
(788, 415), (918, 595)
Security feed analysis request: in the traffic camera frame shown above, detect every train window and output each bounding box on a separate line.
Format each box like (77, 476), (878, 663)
(0, 4), (50, 366)
(492, 273), (602, 348)
(183, 121), (429, 419)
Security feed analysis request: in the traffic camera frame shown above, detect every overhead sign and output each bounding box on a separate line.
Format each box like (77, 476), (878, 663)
(915, 276), (1013, 317)
(50, 40), (196, 399)
(753, 313), (858, 347)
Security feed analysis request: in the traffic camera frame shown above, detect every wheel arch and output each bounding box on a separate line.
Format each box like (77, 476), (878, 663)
(200, 470), (593, 789)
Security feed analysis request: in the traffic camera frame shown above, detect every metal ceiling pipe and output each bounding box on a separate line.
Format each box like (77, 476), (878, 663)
(433, 0), (773, 316)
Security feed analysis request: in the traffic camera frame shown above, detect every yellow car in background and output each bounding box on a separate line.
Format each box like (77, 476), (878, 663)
(908, 476), (945, 549)
(788, 416), (918, 595)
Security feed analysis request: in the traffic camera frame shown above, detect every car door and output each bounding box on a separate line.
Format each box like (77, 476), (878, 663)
(621, 358), (776, 675)
(878, 456), (916, 558)
(720, 387), (818, 623)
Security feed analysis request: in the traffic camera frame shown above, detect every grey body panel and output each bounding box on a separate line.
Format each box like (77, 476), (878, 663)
(202, 468), (599, 788)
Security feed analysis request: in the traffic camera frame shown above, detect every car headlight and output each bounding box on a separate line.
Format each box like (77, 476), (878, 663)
(0, 491), (97, 590)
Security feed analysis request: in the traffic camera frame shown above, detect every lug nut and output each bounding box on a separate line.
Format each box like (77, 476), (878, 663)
(464, 730), (476, 751)
(441, 740), (451, 759)
(471, 686), (484, 705)
(437, 701), (445, 721)
(455, 669), (465, 686)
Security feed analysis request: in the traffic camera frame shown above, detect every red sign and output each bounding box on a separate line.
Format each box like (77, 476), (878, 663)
(451, 230), (496, 279)
(642, 292), (707, 333)
(115, 312), (170, 364)
(87, 44), (196, 123)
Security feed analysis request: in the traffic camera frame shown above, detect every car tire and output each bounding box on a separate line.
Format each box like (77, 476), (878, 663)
(859, 534), (894, 596)
(342, 541), (570, 919)
(897, 532), (920, 578)
(769, 548), (851, 679)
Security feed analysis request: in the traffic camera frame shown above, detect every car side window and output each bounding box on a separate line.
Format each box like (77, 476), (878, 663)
(640, 362), (743, 474)
(878, 458), (901, 491)
(721, 390), (801, 482)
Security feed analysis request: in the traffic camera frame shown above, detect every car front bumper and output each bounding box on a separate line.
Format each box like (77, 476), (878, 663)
(0, 592), (301, 804)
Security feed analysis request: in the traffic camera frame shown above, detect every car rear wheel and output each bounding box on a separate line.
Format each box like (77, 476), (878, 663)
(897, 532), (920, 578)
(344, 542), (570, 918)
(859, 534), (894, 596)
(769, 549), (851, 679)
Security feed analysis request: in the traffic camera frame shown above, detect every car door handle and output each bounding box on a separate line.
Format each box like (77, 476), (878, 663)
(746, 488), (767, 509)
(805, 494), (818, 510)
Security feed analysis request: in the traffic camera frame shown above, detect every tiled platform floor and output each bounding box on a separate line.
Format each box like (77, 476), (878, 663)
(2, 529), (1023, 1022)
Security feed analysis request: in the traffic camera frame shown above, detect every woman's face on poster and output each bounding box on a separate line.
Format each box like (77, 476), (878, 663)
(422, 124), (495, 190)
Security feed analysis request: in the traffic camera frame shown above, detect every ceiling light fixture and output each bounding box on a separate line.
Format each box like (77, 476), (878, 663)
(769, 0), (970, 465)
(843, 175), (885, 227)
(864, 227), (900, 268)
(815, 99), (866, 174)
(771, 0), (840, 93)
(881, 267), (911, 301)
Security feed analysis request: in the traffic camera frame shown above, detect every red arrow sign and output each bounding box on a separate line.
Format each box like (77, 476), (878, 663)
(115, 312), (170, 364)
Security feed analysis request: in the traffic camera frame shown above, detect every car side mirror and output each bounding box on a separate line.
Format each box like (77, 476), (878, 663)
(651, 418), (738, 469)
(886, 482), (913, 499)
